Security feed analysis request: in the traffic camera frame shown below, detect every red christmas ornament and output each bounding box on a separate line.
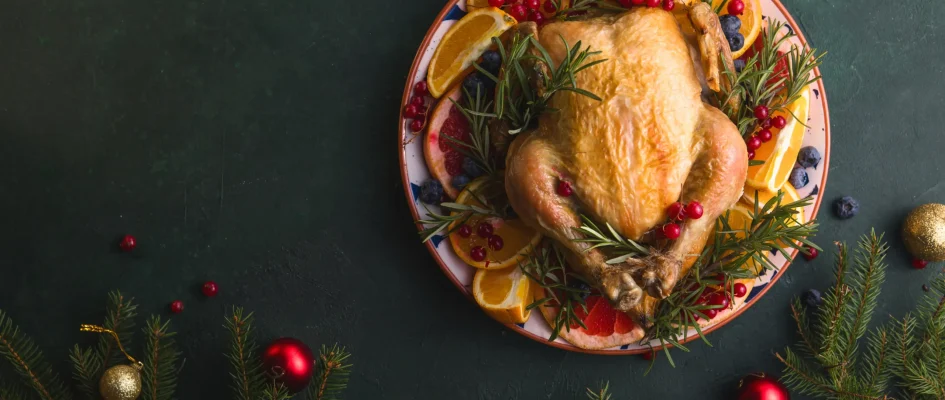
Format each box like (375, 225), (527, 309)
(737, 373), (790, 400)
(119, 235), (137, 252)
(262, 337), (316, 393)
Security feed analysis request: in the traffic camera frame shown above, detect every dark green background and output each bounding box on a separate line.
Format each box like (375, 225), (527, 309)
(1, 0), (943, 398)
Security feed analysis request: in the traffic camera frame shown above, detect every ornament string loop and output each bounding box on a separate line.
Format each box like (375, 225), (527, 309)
(80, 324), (143, 369)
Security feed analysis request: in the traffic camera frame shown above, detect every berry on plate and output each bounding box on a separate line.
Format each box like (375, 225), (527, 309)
(834, 196), (859, 219)
(797, 146), (822, 169)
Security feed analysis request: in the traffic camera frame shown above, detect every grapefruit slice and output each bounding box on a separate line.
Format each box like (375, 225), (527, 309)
(424, 84), (471, 199)
(539, 294), (644, 350)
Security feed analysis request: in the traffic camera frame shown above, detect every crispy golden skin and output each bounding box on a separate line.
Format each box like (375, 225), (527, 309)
(504, 6), (747, 322)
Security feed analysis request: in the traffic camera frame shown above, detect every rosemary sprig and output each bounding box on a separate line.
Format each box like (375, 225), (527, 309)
(417, 201), (500, 243)
(573, 215), (649, 264)
(550, 0), (625, 20)
(520, 244), (590, 341)
(717, 20), (825, 138)
(446, 87), (497, 177)
(488, 32), (606, 134)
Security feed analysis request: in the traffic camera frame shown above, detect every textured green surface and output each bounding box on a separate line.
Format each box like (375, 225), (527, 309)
(1, 0), (944, 398)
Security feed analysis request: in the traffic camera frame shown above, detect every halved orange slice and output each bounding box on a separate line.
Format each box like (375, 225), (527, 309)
(426, 8), (516, 98)
(472, 266), (537, 324)
(712, 0), (762, 59)
(745, 87), (810, 191)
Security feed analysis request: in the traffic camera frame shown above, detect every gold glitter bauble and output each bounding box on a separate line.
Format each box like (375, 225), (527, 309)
(99, 364), (142, 400)
(902, 203), (945, 262)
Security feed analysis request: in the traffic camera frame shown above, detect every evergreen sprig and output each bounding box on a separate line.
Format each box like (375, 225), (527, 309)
(0, 380), (28, 400)
(224, 307), (266, 400)
(0, 309), (72, 400)
(141, 316), (181, 400)
(97, 291), (138, 371)
(585, 381), (613, 400)
(892, 276), (945, 398)
(307, 344), (353, 400)
(262, 381), (291, 400)
(68, 345), (101, 399)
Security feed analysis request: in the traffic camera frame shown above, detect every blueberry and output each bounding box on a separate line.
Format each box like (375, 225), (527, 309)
(834, 196), (859, 219)
(480, 50), (501, 76)
(568, 280), (592, 299)
(419, 179), (444, 204)
(788, 167), (809, 189)
(802, 289), (823, 307)
(720, 15), (742, 36)
(727, 32), (745, 52)
(451, 174), (471, 190)
(463, 72), (494, 98)
(734, 59), (746, 73)
(797, 146), (822, 169)
(462, 158), (485, 178)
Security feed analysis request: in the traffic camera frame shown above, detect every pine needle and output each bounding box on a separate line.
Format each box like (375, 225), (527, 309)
(97, 291), (138, 371)
(262, 381), (291, 400)
(0, 380), (29, 400)
(307, 343), (353, 400)
(141, 316), (181, 400)
(585, 381), (612, 400)
(224, 307), (265, 400)
(0, 309), (72, 400)
(68, 345), (102, 399)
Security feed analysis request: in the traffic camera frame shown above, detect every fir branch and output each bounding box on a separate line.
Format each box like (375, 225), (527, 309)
(262, 381), (291, 400)
(815, 242), (850, 366)
(141, 316), (181, 400)
(224, 307), (265, 400)
(68, 345), (102, 399)
(307, 344), (352, 400)
(0, 380), (28, 400)
(585, 381), (612, 400)
(776, 349), (833, 398)
(0, 310), (72, 400)
(836, 232), (888, 379)
(790, 298), (817, 358)
(861, 327), (892, 396)
(520, 244), (589, 342)
(97, 291), (138, 371)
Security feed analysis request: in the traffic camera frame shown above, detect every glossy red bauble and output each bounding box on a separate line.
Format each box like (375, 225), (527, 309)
(737, 374), (790, 400)
(119, 235), (137, 252)
(262, 338), (316, 394)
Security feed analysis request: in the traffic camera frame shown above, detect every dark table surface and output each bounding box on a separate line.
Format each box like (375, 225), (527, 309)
(2, 0), (944, 398)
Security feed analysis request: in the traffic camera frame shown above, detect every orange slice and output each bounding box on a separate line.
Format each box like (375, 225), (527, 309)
(426, 7), (516, 98)
(449, 178), (542, 269)
(712, 0), (762, 59)
(466, 0), (570, 17)
(745, 87), (810, 192)
(472, 265), (536, 324)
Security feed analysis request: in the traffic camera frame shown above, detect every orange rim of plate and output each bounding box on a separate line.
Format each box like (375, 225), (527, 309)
(398, 0), (831, 355)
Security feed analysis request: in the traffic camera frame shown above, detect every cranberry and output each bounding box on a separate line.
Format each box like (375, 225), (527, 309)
(662, 0), (674, 10)
(760, 118), (772, 129)
(642, 351), (655, 361)
(727, 0), (745, 15)
(202, 281), (219, 297)
(662, 223), (681, 240)
(912, 258), (929, 269)
(803, 247), (819, 261)
(543, 0), (558, 12)
(758, 129), (773, 143)
(618, 0), (633, 7)
(169, 300), (184, 314)
(704, 308), (719, 319)
(488, 0), (505, 6)
(646, 0), (660, 7)
(414, 81), (428, 96)
(409, 118), (424, 132)
(476, 222), (495, 238)
(524, 0), (540, 9)
(470, 246), (487, 262)
(488, 235), (505, 251)
(666, 202), (685, 220)
(747, 150), (756, 160)
(746, 136), (762, 151)
(631, 0), (645, 4)
(556, 180), (573, 197)
(119, 234), (137, 252)
(527, 10), (544, 24)
(733, 282), (748, 298)
(411, 95), (424, 107)
(707, 292), (730, 309)
(457, 224), (472, 238)
(753, 105), (769, 120)
(508, 4), (527, 21)
(404, 104), (420, 119)
(772, 115), (787, 129)
(685, 201), (704, 219)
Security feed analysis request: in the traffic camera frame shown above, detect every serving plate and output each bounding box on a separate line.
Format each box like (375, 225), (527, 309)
(399, 0), (830, 354)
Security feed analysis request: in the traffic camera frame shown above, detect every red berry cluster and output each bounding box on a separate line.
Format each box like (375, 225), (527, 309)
(745, 105), (788, 160)
(499, 0), (548, 24)
(690, 278), (747, 321)
(661, 201), (704, 240)
(459, 221), (505, 262)
(617, 0), (675, 11)
(404, 81), (429, 133)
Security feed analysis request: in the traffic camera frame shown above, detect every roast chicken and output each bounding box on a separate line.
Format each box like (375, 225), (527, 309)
(504, 4), (748, 322)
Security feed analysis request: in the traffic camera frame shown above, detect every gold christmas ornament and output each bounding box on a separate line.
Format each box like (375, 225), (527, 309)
(902, 203), (945, 262)
(80, 324), (143, 400)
